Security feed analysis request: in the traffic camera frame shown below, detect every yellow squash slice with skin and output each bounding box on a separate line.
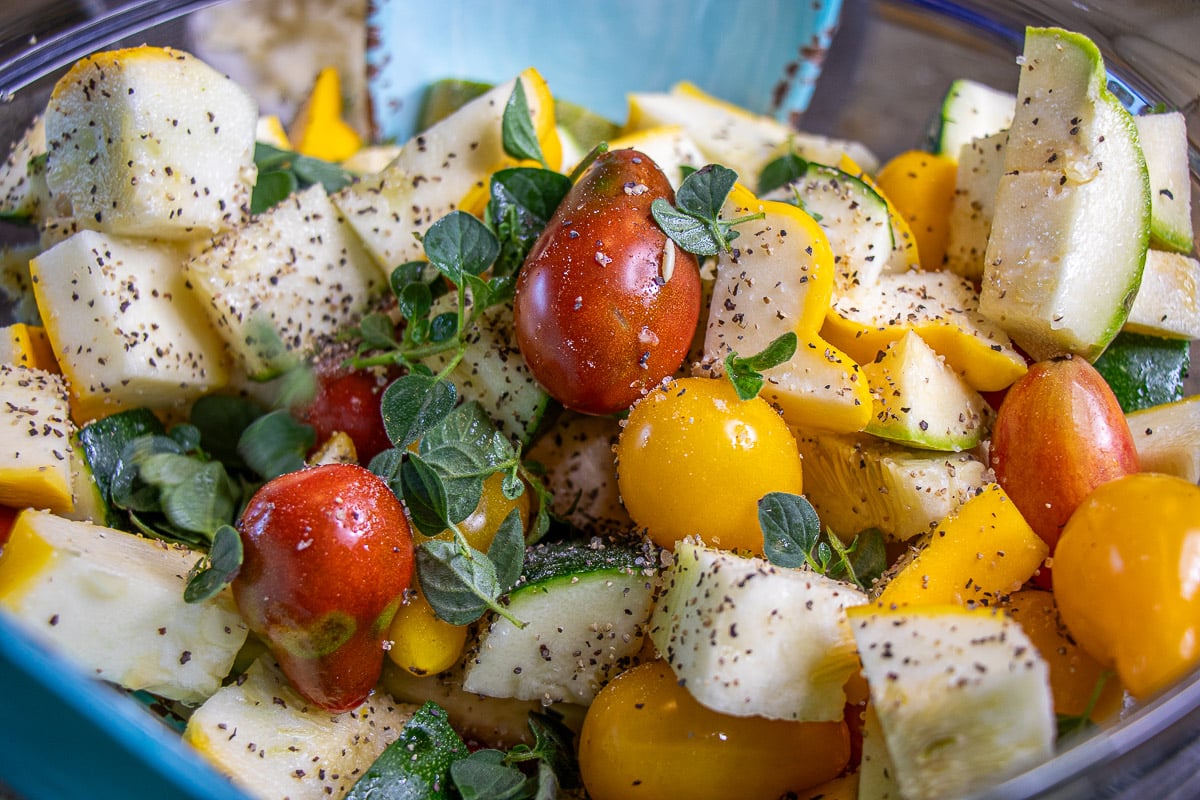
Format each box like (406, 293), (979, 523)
(837, 153), (921, 273)
(0, 364), (74, 514)
(874, 150), (958, 271)
(288, 66), (364, 163)
(0, 509), (248, 703)
(0, 324), (58, 373)
(874, 483), (1048, 609)
(822, 268), (1028, 393)
(697, 184), (871, 433)
(334, 68), (560, 273)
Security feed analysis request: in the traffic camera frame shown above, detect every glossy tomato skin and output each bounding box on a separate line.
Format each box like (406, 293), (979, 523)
(578, 659), (849, 800)
(234, 463), (414, 712)
(616, 376), (804, 554)
(989, 356), (1139, 587)
(298, 363), (397, 464)
(1053, 473), (1200, 700)
(513, 148), (701, 415)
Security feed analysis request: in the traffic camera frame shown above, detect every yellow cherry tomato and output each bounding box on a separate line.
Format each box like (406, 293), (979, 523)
(431, 470), (531, 551)
(1053, 473), (1200, 699)
(616, 376), (804, 554)
(1002, 589), (1123, 720)
(578, 660), (850, 800)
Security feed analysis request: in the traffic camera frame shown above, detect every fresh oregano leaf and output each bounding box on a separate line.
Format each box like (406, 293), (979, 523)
(237, 409), (315, 480)
(416, 536), (503, 626)
(292, 154), (354, 193)
(184, 524), (243, 604)
(525, 712), (581, 789)
(250, 169), (299, 214)
(381, 373), (457, 450)
(189, 395), (264, 469)
(424, 210), (500, 286)
(724, 331), (798, 400)
(675, 163), (738, 221)
(759, 491), (822, 568)
(487, 508), (526, 591)
(397, 281), (433, 323)
(501, 79), (547, 168)
(758, 152), (808, 196)
(452, 750), (531, 800)
(159, 460), (239, 536)
(651, 163), (764, 256)
(345, 701), (469, 800)
(401, 455), (452, 537)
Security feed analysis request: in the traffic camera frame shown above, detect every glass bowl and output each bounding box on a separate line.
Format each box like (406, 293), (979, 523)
(0, 1), (1197, 799)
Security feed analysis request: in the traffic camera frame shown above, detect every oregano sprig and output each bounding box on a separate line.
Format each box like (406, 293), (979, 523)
(651, 163), (765, 256)
(758, 492), (887, 591)
(724, 331), (798, 400)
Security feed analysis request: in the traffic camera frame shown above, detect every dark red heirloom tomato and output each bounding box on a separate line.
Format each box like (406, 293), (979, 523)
(298, 362), (397, 464)
(233, 463), (414, 712)
(513, 148), (701, 415)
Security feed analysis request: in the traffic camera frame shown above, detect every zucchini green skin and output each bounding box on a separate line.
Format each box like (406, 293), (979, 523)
(74, 407), (164, 523)
(516, 538), (655, 592)
(1093, 331), (1190, 413)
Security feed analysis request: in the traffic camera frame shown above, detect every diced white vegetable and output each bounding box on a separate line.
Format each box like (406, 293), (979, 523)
(650, 540), (866, 722)
(1125, 249), (1200, 340)
(185, 658), (416, 800)
(0, 364), (74, 514)
(44, 46), (258, 241)
(30, 229), (231, 422)
(185, 183), (385, 380)
(1134, 111), (1193, 253)
(0, 509), (248, 704)
(944, 130), (1007, 281)
(850, 605), (1055, 800)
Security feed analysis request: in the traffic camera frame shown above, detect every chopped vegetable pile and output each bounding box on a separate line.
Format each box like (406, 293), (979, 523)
(0, 21), (1197, 800)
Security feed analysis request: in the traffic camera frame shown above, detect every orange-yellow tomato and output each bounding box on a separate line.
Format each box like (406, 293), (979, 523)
(616, 376), (804, 553)
(1002, 589), (1123, 720)
(578, 660), (850, 800)
(1053, 473), (1200, 699)
(431, 471), (531, 551)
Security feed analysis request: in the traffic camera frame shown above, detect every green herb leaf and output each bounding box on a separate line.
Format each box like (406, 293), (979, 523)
(488, 166), (572, 278)
(524, 712), (582, 789)
(759, 492), (822, 568)
(652, 163), (763, 256)
(451, 750), (531, 800)
(1056, 671), (1114, 743)
(184, 524), (243, 604)
(502, 79), (547, 168)
(391, 260), (432, 297)
(488, 508), (526, 591)
(416, 536), (504, 626)
(759, 493), (886, 591)
(292, 154), (354, 194)
(381, 373), (457, 450)
(758, 152), (808, 195)
(345, 701), (469, 800)
(157, 458), (239, 535)
(397, 281), (433, 323)
(401, 454), (452, 537)
(188, 396), (264, 469)
(250, 169), (299, 214)
(724, 331), (798, 400)
(237, 409), (315, 480)
(424, 210), (501, 286)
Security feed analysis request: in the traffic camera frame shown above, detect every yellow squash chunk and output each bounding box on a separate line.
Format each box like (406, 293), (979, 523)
(874, 150), (958, 270)
(185, 658), (417, 800)
(821, 268), (1028, 392)
(0, 323), (58, 373)
(255, 114), (291, 149)
(1126, 394), (1200, 482)
(0, 364), (74, 514)
(0, 509), (248, 703)
(699, 184), (871, 432)
(875, 483), (1048, 608)
(32, 229), (231, 423)
(334, 68), (560, 272)
(289, 66), (363, 162)
(44, 46), (258, 241)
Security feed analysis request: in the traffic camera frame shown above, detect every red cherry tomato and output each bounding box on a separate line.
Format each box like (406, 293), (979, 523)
(513, 148), (702, 415)
(299, 364), (396, 463)
(234, 463), (414, 711)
